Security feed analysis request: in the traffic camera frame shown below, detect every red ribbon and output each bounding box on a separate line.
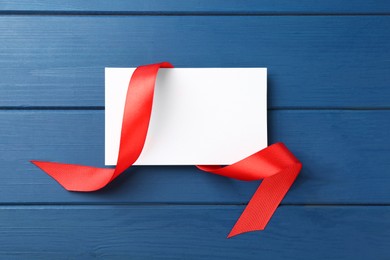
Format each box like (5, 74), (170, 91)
(31, 62), (302, 238)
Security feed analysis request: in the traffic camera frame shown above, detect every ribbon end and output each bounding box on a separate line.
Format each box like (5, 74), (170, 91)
(227, 225), (242, 238)
(30, 160), (48, 169)
(227, 226), (265, 238)
(227, 231), (238, 239)
(30, 160), (114, 192)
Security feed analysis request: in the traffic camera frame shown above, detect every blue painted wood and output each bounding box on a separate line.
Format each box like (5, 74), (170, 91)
(0, 16), (389, 108)
(0, 205), (388, 259)
(1, 0), (390, 14)
(0, 2), (388, 258)
(1, 110), (388, 204)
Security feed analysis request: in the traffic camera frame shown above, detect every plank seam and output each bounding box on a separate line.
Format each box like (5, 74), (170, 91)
(0, 203), (387, 206)
(0, 107), (389, 111)
(1, 11), (390, 16)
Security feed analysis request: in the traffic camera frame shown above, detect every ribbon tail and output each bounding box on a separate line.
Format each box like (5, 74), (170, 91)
(29, 62), (173, 193)
(227, 162), (302, 238)
(30, 161), (115, 192)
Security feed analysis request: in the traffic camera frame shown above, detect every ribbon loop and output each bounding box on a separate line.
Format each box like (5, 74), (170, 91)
(197, 142), (299, 181)
(31, 62), (302, 238)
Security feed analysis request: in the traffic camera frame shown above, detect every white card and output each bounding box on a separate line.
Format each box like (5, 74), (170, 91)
(105, 68), (267, 165)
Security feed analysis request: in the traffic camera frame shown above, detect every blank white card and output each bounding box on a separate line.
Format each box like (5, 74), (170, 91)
(105, 68), (267, 165)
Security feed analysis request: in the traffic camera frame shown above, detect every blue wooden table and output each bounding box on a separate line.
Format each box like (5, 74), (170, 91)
(0, 1), (389, 259)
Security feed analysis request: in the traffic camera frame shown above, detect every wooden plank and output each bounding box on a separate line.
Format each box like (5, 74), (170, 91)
(1, 110), (389, 204)
(0, 16), (389, 108)
(0, 205), (388, 259)
(1, 0), (390, 14)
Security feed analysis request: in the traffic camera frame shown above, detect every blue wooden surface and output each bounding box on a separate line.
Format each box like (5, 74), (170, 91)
(1, 16), (390, 108)
(0, 1), (389, 259)
(1, 110), (389, 204)
(1, 0), (390, 14)
(0, 206), (388, 259)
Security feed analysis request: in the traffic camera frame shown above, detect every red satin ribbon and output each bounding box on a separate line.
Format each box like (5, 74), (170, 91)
(31, 62), (302, 238)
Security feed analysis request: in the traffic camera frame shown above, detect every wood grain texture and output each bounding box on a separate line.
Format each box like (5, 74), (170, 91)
(1, 110), (388, 204)
(0, 16), (389, 108)
(1, 0), (390, 14)
(0, 2), (388, 258)
(0, 205), (388, 259)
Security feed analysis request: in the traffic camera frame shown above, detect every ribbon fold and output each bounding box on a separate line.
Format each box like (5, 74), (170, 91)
(31, 62), (302, 238)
